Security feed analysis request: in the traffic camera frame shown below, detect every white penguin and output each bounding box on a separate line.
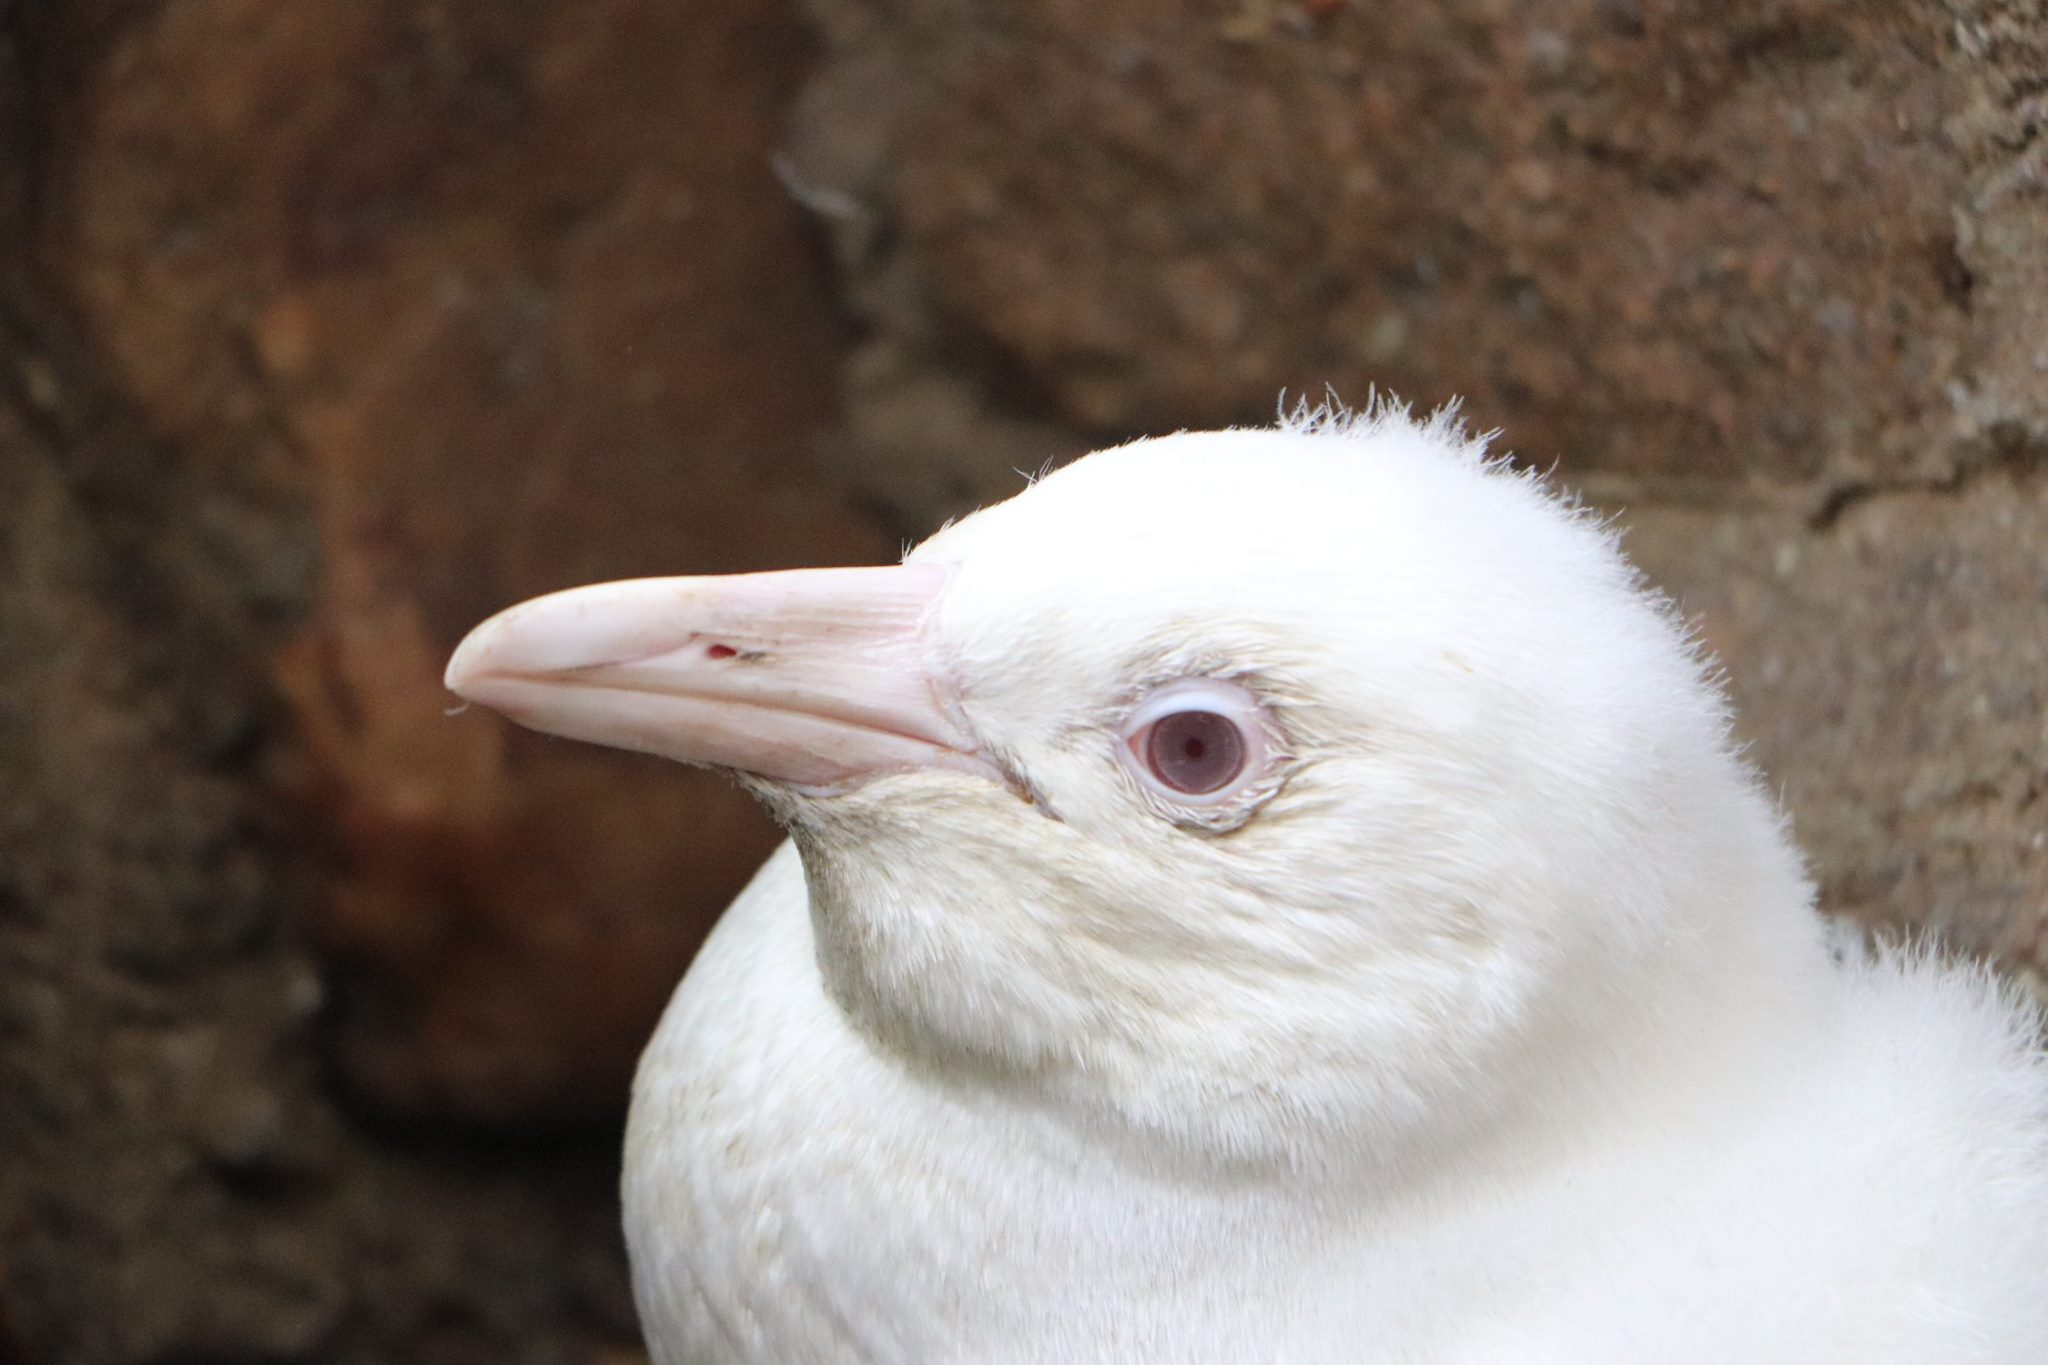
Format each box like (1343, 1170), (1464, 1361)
(446, 404), (2048, 1364)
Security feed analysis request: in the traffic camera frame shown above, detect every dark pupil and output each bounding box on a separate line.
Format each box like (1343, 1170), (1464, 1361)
(1145, 710), (1246, 795)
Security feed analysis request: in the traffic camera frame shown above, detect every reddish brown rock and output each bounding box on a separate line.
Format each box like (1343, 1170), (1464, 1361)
(3, 0), (858, 1359)
(45, 0), (885, 1129)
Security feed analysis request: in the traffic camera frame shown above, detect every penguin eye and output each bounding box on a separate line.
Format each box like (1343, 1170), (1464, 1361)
(1118, 679), (1270, 807)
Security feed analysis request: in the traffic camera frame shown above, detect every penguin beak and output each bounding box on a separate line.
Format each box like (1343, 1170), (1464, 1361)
(443, 564), (997, 793)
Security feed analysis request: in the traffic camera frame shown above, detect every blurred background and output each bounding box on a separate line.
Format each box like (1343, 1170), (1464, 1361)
(0, 0), (2042, 1360)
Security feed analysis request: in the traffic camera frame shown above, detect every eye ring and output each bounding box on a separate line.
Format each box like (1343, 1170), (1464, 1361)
(1117, 679), (1271, 808)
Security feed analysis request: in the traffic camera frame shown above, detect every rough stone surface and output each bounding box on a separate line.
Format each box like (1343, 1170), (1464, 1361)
(0, 325), (644, 1363)
(45, 0), (887, 1132)
(786, 0), (2048, 523)
(3, 0), (861, 1359)
(2, 0), (2044, 1360)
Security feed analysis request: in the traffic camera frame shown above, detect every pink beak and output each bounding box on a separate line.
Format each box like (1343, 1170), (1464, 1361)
(443, 564), (998, 793)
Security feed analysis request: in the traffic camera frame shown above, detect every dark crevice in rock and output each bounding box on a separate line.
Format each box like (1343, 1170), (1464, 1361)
(1930, 231), (1978, 311)
(1809, 421), (2048, 531)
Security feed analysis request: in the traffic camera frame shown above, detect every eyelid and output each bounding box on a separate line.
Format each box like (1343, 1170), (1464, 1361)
(1125, 678), (1264, 731)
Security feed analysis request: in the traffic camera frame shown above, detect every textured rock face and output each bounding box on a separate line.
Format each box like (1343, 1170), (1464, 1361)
(1, 0), (2042, 1361)
(3, 0), (860, 1360)
(48, 0), (882, 1133)
(0, 299), (647, 1364)
(791, 0), (2046, 522)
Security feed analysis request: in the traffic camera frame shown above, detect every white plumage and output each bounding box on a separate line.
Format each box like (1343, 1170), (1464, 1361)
(446, 405), (2048, 1363)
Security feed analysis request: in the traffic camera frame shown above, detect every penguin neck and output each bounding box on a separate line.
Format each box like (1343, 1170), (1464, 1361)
(1398, 857), (1837, 1218)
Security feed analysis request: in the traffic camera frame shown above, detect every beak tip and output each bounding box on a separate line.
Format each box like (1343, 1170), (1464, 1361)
(443, 624), (493, 699)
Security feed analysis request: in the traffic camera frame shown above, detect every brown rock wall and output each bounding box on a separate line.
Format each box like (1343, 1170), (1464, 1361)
(787, 0), (2045, 520)
(43, 0), (884, 1132)
(3, 0), (864, 1359)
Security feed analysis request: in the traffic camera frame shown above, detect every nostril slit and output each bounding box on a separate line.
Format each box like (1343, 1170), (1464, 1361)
(705, 643), (738, 660)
